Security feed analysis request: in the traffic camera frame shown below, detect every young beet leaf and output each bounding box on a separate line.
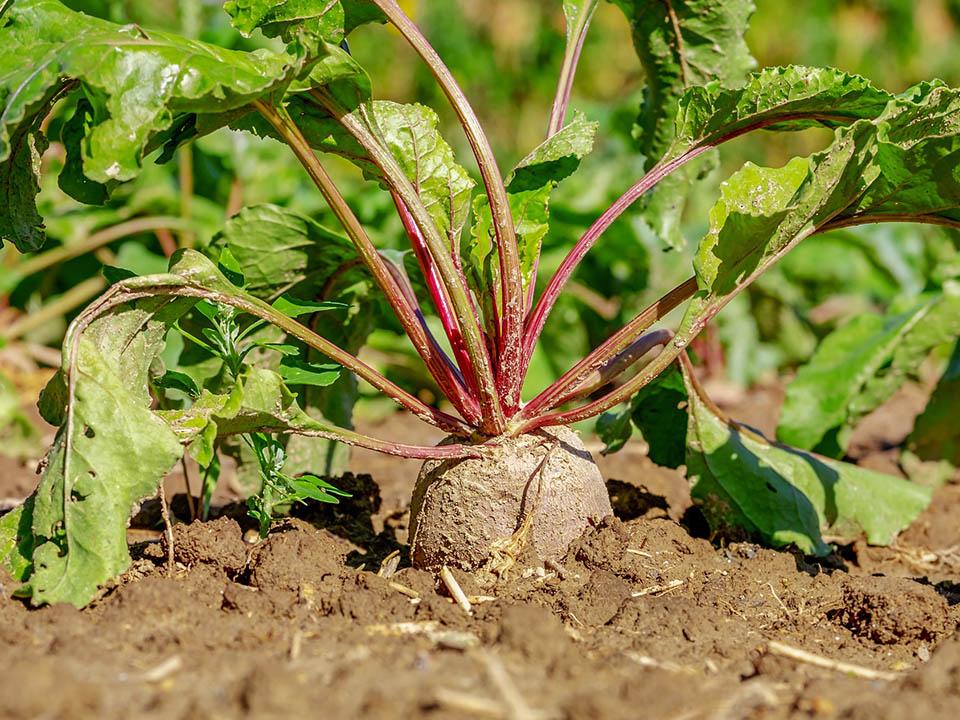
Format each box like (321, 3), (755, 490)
(3, 0), (960, 606)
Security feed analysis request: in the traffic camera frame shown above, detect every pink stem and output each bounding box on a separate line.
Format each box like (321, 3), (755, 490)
(379, 253), (482, 424)
(392, 192), (482, 398)
(522, 146), (708, 367)
(520, 111), (862, 382)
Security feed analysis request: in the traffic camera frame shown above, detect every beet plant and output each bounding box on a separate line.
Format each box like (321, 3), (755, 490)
(1, 0), (958, 607)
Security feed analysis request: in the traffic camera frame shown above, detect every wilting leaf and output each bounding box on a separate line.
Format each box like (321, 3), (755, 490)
(680, 365), (931, 555)
(29, 296), (190, 607)
(779, 286), (960, 456)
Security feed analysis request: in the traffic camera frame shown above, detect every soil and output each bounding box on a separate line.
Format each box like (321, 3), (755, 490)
(2, 384), (960, 719)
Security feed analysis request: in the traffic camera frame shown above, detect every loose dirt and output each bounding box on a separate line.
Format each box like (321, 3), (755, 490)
(1, 385), (959, 719)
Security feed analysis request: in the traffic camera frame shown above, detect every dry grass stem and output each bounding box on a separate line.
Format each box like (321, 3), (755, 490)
(624, 651), (697, 675)
(632, 579), (684, 597)
(766, 641), (901, 681)
(378, 550), (401, 578)
(441, 565), (473, 614)
(477, 650), (548, 720)
(366, 621), (479, 649)
(138, 655), (183, 683)
(388, 580), (420, 599)
(433, 688), (506, 718)
(158, 483), (174, 575)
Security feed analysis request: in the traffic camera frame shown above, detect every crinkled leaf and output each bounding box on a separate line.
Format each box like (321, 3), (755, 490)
(779, 286), (960, 456)
(608, 0), (756, 248)
(29, 295), (191, 607)
(670, 65), (897, 156)
(357, 101), (475, 250)
(0, 0), (302, 248)
(224, 0), (383, 44)
(678, 85), (960, 396)
(0, 115), (49, 251)
(683, 365), (931, 555)
(211, 204), (356, 301)
(225, 0), (346, 44)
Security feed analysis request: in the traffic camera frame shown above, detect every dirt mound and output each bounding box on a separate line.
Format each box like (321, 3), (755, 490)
(3, 394), (960, 719)
(2, 489), (960, 718)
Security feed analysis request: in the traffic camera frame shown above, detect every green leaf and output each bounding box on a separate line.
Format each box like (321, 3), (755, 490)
(779, 286), (960, 456)
(0, 499), (34, 584)
(154, 370), (201, 399)
(255, 342), (302, 356)
(223, 0), (383, 49)
(295, 472), (351, 497)
(216, 245), (246, 286)
(676, 84), (960, 352)
(676, 85), (960, 461)
(30, 296), (190, 607)
(469, 112), (598, 293)
(278, 358), (341, 387)
(628, 365), (688, 468)
(0, 113), (48, 252)
(671, 65), (896, 155)
(273, 295), (347, 318)
(284, 275), (375, 478)
(58, 98), (110, 205)
(0, 0), (301, 248)
(906, 340), (960, 467)
(608, 0), (756, 248)
(212, 204), (356, 301)
(682, 365), (932, 555)
(356, 101), (475, 251)
(596, 406), (633, 455)
(286, 477), (341, 504)
(224, 0), (346, 44)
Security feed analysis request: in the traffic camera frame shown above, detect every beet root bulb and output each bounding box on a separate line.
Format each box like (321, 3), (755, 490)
(409, 426), (613, 570)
